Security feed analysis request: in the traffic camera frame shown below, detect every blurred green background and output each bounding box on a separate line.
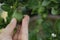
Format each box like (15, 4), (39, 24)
(0, 0), (60, 40)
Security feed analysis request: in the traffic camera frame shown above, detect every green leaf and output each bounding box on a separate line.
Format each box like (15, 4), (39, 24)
(4, 0), (16, 5)
(55, 20), (60, 33)
(29, 31), (37, 40)
(0, 17), (7, 29)
(42, 0), (51, 6)
(42, 21), (53, 37)
(51, 7), (58, 15)
(42, 13), (47, 18)
(12, 10), (23, 22)
(27, 0), (39, 10)
(50, 0), (60, 3)
(1, 4), (14, 17)
(1, 4), (11, 11)
(38, 6), (45, 14)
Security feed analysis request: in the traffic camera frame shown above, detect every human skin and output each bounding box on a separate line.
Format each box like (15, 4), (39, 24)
(0, 15), (30, 40)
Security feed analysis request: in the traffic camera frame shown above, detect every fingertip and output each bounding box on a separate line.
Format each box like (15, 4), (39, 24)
(23, 15), (30, 21)
(10, 18), (17, 24)
(24, 15), (30, 19)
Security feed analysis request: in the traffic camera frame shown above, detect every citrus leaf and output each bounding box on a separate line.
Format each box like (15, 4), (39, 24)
(12, 10), (23, 22)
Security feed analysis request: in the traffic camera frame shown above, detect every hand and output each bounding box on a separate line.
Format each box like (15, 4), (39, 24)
(13, 15), (29, 40)
(0, 15), (30, 40)
(0, 18), (17, 40)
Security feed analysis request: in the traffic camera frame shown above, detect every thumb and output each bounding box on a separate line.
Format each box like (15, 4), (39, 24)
(4, 18), (17, 35)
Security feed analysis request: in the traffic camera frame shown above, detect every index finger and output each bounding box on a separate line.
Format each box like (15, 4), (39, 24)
(4, 18), (17, 35)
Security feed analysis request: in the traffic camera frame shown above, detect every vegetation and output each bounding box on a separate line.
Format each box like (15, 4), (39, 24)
(0, 0), (60, 40)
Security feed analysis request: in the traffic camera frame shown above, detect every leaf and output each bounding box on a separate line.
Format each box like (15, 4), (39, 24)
(27, 0), (39, 11)
(12, 10), (23, 22)
(42, 13), (47, 18)
(1, 4), (11, 11)
(42, 0), (51, 6)
(51, 7), (58, 15)
(0, 17), (7, 29)
(55, 20), (60, 33)
(50, 0), (60, 3)
(29, 32), (37, 40)
(4, 0), (16, 5)
(42, 21), (53, 38)
(38, 6), (45, 14)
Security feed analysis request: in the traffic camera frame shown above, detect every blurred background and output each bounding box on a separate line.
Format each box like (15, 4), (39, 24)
(0, 0), (60, 40)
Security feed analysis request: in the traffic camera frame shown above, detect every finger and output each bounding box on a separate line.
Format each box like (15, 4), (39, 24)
(13, 25), (21, 40)
(13, 33), (18, 40)
(18, 15), (30, 40)
(4, 18), (17, 35)
(17, 25), (21, 40)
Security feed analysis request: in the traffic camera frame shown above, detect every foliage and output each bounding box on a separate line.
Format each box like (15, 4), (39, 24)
(0, 0), (60, 40)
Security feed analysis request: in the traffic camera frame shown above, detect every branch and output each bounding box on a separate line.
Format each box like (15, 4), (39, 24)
(47, 14), (60, 19)
(30, 15), (60, 21)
